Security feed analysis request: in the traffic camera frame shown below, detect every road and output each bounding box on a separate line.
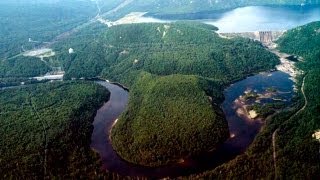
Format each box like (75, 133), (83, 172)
(100, 0), (134, 17)
(48, 0), (134, 44)
(5, 0), (132, 60)
(272, 75), (307, 178)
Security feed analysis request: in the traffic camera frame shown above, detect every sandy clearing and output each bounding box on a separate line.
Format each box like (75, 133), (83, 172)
(23, 48), (55, 59)
(98, 12), (169, 27)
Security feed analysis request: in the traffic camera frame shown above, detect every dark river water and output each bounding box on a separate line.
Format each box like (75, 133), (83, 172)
(89, 5), (309, 178)
(149, 5), (320, 32)
(221, 71), (294, 151)
(91, 71), (294, 178)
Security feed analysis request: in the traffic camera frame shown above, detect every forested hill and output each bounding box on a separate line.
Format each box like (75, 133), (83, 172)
(0, 81), (111, 178)
(189, 21), (320, 179)
(0, 1), (97, 59)
(112, 73), (229, 166)
(56, 22), (278, 86)
(52, 22), (280, 167)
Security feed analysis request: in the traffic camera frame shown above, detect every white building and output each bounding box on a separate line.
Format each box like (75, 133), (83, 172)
(68, 48), (74, 54)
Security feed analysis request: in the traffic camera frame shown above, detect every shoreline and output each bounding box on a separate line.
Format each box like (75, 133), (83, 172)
(266, 42), (304, 93)
(90, 28), (302, 177)
(230, 40), (303, 123)
(266, 43), (303, 81)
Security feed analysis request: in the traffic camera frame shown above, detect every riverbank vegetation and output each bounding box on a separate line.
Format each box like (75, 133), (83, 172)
(0, 17), (281, 172)
(274, 21), (320, 178)
(0, 20), (281, 170)
(111, 73), (229, 166)
(248, 102), (286, 119)
(188, 21), (320, 179)
(56, 22), (279, 85)
(0, 81), (111, 178)
(58, 22), (280, 166)
(1, 0), (319, 178)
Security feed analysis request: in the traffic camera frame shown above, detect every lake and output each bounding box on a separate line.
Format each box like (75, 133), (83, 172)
(148, 5), (320, 32)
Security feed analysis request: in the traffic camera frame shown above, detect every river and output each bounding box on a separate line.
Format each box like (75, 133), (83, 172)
(89, 5), (309, 178)
(0, 3), (310, 178)
(221, 71), (294, 151)
(91, 70), (294, 178)
(90, 81), (199, 178)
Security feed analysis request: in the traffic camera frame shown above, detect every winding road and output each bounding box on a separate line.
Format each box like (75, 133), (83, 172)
(272, 75), (307, 178)
(5, 0), (132, 60)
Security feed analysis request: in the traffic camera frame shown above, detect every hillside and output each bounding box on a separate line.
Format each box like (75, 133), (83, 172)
(0, 82), (111, 178)
(0, 19), (280, 168)
(0, 0), (102, 87)
(111, 73), (229, 166)
(189, 21), (320, 179)
(51, 22), (280, 166)
(55, 22), (279, 85)
(0, 19), (281, 170)
(0, 0), (319, 178)
(0, 1), (97, 59)
(275, 21), (320, 178)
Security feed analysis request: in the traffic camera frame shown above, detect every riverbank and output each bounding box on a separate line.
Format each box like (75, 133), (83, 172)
(267, 43), (303, 82)
(234, 87), (278, 120)
(231, 43), (301, 122)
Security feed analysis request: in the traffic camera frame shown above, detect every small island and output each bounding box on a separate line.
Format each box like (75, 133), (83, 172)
(235, 87), (287, 120)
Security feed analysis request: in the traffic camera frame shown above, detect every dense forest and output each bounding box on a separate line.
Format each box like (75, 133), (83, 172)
(0, 19), (282, 172)
(0, 56), (51, 78)
(0, 0), (101, 87)
(0, 0), (319, 177)
(52, 22), (280, 166)
(55, 22), (279, 85)
(0, 81), (112, 178)
(187, 21), (320, 179)
(0, 1), (96, 59)
(111, 72), (229, 166)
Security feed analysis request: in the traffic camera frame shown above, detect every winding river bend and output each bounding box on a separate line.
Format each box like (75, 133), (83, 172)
(89, 5), (313, 178)
(91, 70), (294, 178)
